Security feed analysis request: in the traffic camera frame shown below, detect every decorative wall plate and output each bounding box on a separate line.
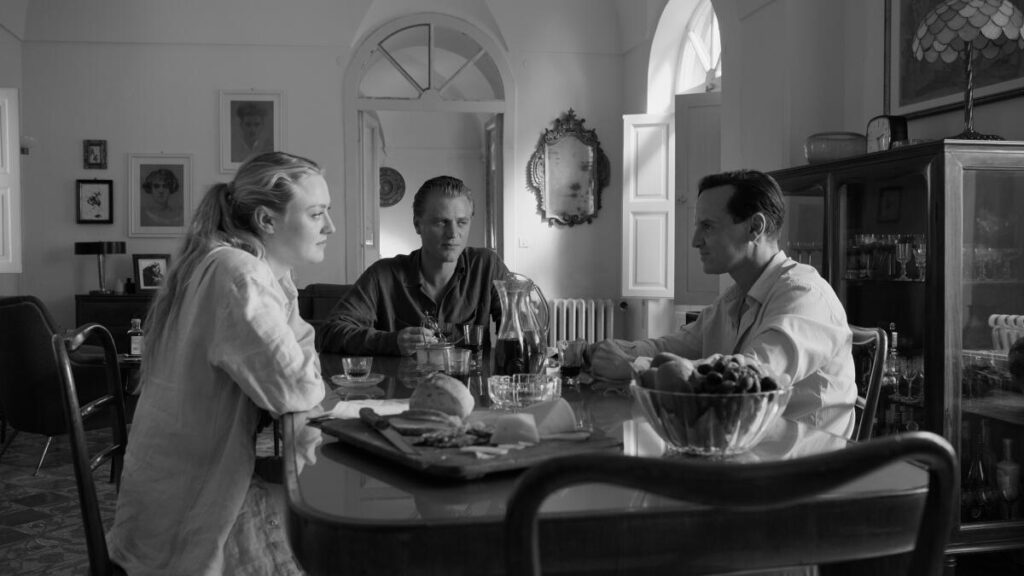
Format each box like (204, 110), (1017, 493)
(380, 166), (405, 207)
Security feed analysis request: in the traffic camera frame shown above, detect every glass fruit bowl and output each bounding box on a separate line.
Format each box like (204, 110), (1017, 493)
(804, 132), (866, 164)
(630, 382), (793, 457)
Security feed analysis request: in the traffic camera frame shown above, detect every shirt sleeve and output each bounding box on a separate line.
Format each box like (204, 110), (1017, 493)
(739, 282), (850, 387)
(315, 267), (401, 355)
(208, 272), (326, 417)
(586, 317), (704, 382)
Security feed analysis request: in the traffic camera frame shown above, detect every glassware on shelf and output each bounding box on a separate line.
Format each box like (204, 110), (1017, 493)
(912, 237), (926, 282)
(896, 240), (913, 281)
(964, 419), (998, 522)
(997, 437), (1020, 520)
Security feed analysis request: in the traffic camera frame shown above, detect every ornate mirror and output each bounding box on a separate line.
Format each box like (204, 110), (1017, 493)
(527, 109), (610, 227)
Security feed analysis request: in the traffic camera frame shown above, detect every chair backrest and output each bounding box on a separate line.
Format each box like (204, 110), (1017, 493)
(505, 431), (956, 576)
(850, 324), (887, 442)
(53, 323), (129, 576)
(0, 296), (66, 434)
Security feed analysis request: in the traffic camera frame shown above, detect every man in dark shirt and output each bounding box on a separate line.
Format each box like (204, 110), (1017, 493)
(317, 176), (509, 355)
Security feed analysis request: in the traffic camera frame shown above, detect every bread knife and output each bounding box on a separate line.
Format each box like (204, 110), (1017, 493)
(359, 407), (417, 455)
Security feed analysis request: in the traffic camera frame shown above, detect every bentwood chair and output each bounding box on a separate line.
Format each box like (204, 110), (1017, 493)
(505, 431), (956, 576)
(53, 323), (129, 576)
(850, 324), (887, 442)
(0, 296), (109, 474)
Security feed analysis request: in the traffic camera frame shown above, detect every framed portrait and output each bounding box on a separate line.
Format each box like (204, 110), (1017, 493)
(132, 253), (171, 293)
(885, 0), (1024, 118)
(219, 90), (283, 172)
(128, 153), (192, 237)
(83, 139), (107, 169)
(877, 187), (902, 223)
(76, 179), (113, 224)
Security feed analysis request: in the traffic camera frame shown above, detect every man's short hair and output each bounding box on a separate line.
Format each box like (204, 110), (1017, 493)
(697, 169), (785, 237)
(412, 175), (474, 220)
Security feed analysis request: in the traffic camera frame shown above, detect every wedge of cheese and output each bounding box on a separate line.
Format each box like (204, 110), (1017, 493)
(490, 413), (540, 445)
(520, 398), (577, 437)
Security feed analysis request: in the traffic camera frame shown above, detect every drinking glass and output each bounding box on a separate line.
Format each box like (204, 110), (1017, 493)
(557, 340), (586, 391)
(461, 324), (486, 369)
(444, 347), (472, 386)
(342, 356), (373, 380)
(896, 241), (912, 280)
(912, 241), (926, 282)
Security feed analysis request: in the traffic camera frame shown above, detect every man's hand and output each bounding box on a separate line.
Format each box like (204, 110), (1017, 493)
(398, 326), (436, 356)
(588, 340), (636, 384)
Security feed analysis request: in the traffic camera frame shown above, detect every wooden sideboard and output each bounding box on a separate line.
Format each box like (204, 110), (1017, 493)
(75, 294), (154, 354)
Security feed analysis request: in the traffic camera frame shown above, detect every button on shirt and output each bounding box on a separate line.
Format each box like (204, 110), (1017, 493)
(108, 247), (325, 575)
(317, 247), (509, 355)
(610, 251), (856, 438)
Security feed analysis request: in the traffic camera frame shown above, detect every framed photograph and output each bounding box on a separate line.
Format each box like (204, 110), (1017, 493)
(83, 139), (107, 169)
(219, 90), (283, 172)
(76, 179), (113, 224)
(128, 153), (191, 237)
(885, 0), (1024, 118)
(132, 254), (170, 293)
(877, 187), (902, 223)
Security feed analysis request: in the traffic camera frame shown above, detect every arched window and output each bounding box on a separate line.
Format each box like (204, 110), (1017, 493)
(675, 0), (722, 94)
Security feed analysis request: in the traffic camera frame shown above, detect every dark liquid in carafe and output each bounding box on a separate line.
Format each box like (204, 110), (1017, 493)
(494, 335), (543, 375)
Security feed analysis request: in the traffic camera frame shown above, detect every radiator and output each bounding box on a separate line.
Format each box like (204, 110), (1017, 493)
(548, 298), (615, 346)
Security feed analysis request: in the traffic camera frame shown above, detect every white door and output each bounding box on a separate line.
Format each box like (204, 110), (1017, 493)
(675, 92), (720, 305)
(0, 88), (21, 273)
(358, 112), (382, 272)
(622, 113), (675, 300)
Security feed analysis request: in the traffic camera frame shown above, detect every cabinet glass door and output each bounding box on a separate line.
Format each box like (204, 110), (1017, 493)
(776, 174), (827, 278)
(834, 159), (930, 436)
(959, 167), (1024, 525)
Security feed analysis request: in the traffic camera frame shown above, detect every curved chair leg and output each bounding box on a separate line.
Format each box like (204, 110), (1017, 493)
(0, 428), (18, 461)
(33, 436), (54, 476)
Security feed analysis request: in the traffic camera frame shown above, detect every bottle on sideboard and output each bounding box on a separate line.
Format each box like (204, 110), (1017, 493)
(124, 277), (137, 295)
(997, 437), (1020, 520)
(128, 318), (145, 357)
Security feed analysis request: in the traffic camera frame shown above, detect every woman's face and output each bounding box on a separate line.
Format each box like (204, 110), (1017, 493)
(262, 173), (335, 274)
(148, 178), (172, 207)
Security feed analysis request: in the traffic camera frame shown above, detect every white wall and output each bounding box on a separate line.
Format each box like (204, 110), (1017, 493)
(0, 6), (24, 296)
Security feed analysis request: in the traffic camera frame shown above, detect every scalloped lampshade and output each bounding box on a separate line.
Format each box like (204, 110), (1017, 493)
(912, 0), (1024, 139)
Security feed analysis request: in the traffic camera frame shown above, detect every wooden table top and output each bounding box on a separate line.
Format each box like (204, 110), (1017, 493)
(283, 353), (930, 575)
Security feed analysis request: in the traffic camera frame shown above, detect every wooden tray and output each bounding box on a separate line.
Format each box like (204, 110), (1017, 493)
(313, 417), (622, 480)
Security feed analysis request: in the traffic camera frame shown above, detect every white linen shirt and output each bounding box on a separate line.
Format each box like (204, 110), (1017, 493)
(607, 251), (856, 438)
(108, 246), (325, 575)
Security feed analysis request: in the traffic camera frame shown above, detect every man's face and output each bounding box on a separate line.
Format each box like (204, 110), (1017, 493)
(691, 184), (752, 275)
(415, 193), (473, 264)
(241, 115), (264, 144)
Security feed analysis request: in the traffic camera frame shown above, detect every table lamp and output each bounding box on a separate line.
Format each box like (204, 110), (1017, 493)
(74, 241), (126, 295)
(912, 0), (1024, 140)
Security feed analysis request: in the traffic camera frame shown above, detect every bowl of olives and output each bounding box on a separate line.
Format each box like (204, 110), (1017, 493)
(631, 353), (793, 457)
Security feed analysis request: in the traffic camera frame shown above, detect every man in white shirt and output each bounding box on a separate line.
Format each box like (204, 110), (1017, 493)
(588, 169), (856, 438)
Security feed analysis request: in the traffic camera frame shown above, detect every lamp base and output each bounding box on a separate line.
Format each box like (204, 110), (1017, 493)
(953, 128), (1004, 141)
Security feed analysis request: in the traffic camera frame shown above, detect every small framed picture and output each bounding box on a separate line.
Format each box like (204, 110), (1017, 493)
(877, 186), (902, 223)
(76, 179), (113, 224)
(83, 139), (108, 169)
(128, 153), (192, 237)
(132, 253), (171, 293)
(219, 90), (283, 173)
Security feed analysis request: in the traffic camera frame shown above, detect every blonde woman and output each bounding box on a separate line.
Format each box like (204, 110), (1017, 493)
(109, 152), (335, 575)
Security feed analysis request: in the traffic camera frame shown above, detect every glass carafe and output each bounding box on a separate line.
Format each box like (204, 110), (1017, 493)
(493, 273), (549, 375)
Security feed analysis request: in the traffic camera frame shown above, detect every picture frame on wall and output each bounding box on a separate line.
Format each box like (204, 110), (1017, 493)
(877, 186), (902, 223)
(83, 139), (108, 169)
(128, 153), (192, 237)
(76, 179), (113, 224)
(885, 0), (1024, 118)
(219, 90), (283, 172)
(132, 253), (171, 293)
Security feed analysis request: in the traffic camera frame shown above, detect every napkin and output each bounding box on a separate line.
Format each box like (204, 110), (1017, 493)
(327, 398), (409, 420)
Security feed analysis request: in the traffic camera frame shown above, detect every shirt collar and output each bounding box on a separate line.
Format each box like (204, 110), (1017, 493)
(402, 248), (469, 287)
(722, 250), (792, 307)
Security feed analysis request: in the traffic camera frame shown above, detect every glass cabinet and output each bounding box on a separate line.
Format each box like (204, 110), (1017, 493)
(771, 140), (1024, 556)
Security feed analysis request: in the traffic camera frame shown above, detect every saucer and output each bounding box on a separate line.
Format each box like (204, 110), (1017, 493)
(331, 373), (386, 389)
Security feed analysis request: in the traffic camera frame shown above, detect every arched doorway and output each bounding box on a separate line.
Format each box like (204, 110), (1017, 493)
(342, 13), (514, 280)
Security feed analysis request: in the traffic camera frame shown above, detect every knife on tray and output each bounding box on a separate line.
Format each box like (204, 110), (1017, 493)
(359, 407), (418, 455)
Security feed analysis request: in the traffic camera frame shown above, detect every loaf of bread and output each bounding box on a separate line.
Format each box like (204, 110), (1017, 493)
(409, 373), (475, 419)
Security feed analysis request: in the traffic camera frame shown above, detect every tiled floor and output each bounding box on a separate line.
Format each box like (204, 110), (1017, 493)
(1, 425), (1021, 575)
(0, 425), (277, 576)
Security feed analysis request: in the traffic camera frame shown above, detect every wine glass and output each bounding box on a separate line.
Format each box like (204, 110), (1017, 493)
(912, 242), (926, 282)
(896, 241), (912, 281)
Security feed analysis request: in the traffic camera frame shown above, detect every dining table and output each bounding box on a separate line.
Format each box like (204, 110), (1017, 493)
(282, 352), (934, 575)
